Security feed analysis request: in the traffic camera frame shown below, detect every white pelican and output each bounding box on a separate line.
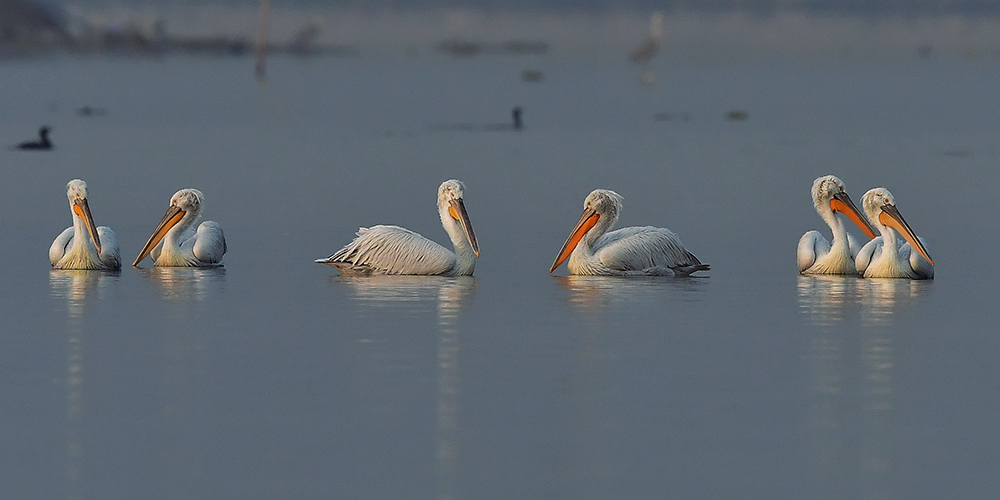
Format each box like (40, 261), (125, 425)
(316, 179), (480, 276)
(855, 187), (934, 279)
(549, 189), (709, 276)
(798, 175), (878, 275)
(50, 179), (121, 270)
(132, 188), (227, 267)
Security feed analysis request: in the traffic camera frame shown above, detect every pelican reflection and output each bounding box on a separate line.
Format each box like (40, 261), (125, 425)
(796, 275), (858, 327)
(49, 269), (119, 493)
(336, 276), (476, 313)
(140, 267), (226, 301)
(855, 278), (932, 326)
(334, 276), (475, 500)
(798, 275), (929, 500)
(50, 269), (120, 312)
(554, 275), (706, 311)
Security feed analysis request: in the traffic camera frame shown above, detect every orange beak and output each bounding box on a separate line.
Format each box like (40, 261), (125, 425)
(132, 204), (185, 267)
(73, 198), (102, 254)
(878, 204), (934, 266)
(448, 198), (479, 257)
(830, 191), (877, 239)
(550, 208), (599, 273)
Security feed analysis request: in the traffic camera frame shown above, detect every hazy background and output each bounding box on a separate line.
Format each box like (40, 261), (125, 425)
(6, 0), (1000, 61)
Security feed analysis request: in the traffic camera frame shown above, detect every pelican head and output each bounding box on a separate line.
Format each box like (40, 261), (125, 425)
(438, 179), (479, 258)
(812, 175), (877, 239)
(132, 188), (205, 267)
(549, 189), (623, 273)
(66, 179), (101, 253)
(861, 187), (934, 265)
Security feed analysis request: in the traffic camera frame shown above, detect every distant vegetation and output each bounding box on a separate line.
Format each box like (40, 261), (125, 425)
(4, 0), (1000, 59)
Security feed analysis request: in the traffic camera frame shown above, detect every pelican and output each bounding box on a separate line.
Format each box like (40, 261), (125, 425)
(50, 179), (120, 270)
(798, 175), (878, 275)
(316, 179), (480, 276)
(132, 188), (227, 267)
(855, 187), (934, 279)
(549, 189), (708, 276)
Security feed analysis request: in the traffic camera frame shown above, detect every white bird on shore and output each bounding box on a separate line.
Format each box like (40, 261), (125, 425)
(798, 175), (878, 275)
(133, 188), (226, 267)
(316, 179), (480, 276)
(855, 187), (934, 279)
(630, 12), (663, 84)
(50, 179), (121, 270)
(549, 189), (708, 276)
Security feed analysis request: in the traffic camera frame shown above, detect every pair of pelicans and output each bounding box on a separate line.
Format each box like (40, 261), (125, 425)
(51, 176), (933, 280)
(50, 180), (226, 271)
(798, 175), (934, 279)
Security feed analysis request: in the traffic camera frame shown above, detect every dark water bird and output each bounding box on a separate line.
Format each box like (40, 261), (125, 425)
(437, 107), (524, 132)
(482, 107), (523, 131)
(13, 126), (52, 150)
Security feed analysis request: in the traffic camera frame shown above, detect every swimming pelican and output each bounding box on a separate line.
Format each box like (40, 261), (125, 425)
(798, 175), (878, 275)
(50, 179), (121, 270)
(132, 188), (227, 267)
(549, 189), (708, 276)
(13, 126), (52, 150)
(855, 187), (934, 279)
(316, 179), (480, 276)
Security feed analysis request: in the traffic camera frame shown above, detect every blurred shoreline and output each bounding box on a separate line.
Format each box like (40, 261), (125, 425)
(4, 1), (1000, 60)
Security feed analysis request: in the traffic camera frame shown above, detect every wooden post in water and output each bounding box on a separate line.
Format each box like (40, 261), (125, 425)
(255, 0), (271, 80)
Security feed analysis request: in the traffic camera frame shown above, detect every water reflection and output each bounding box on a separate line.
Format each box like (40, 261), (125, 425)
(553, 275), (706, 311)
(49, 269), (119, 315)
(49, 270), (119, 499)
(138, 267), (227, 301)
(796, 276), (857, 327)
(798, 276), (932, 500)
(855, 278), (933, 326)
(335, 276), (475, 500)
(336, 276), (475, 307)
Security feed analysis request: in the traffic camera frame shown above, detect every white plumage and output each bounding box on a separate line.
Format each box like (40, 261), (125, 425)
(798, 175), (877, 275)
(549, 189), (708, 276)
(132, 188), (226, 267)
(316, 179), (480, 276)
(855, 187), (934, 279)
(50, 179), (121, 270)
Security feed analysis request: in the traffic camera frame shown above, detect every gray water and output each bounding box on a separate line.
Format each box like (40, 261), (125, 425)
(2, 51), (999, 499)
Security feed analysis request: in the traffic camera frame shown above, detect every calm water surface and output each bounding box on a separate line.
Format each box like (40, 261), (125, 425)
(1, 52), (999, 499)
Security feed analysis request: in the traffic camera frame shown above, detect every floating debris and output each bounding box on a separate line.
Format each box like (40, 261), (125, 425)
(438, 39), (548, 57)
(655, 112), (692, 122)
(504, 40), (547, 55)
(438, 39), (481, 56)
(76, 106), (107, 116)
(521, 70), (543, 82)
(943, 150), (971, 158)
(726, 109), (749, 121)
